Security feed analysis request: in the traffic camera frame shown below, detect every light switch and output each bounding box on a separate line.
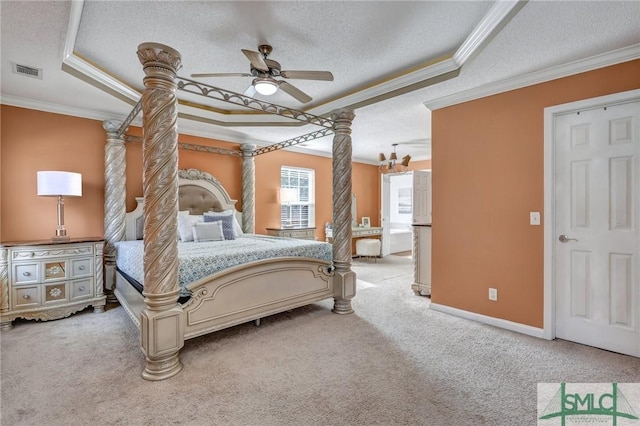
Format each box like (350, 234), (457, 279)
(530, 212), (541, 226)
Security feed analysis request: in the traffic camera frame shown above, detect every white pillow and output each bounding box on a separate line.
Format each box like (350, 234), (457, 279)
(232, 215), (243, 236)
(205, 210), (243, 237)
(192, 221), (225, 242)
(178, 214), (203, 242)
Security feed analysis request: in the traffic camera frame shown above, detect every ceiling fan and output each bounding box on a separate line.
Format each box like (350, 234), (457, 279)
(191, 44), (333, 103)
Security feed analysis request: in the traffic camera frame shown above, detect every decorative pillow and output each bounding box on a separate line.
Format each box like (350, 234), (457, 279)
(203, 214), (235, 240)
(192, 221), (225, 242)
(135, 211), (193, 240)
(205, 210), (243, 237)
(178, 214), (204, 242)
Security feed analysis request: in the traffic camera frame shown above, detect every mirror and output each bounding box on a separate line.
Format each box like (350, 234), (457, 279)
(351, 193), (357, 228)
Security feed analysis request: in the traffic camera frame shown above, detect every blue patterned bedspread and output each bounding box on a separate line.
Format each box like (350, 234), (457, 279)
(115, 234), (332, 296)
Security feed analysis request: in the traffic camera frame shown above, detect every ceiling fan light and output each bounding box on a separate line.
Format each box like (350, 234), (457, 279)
(253, 78), (278, 96)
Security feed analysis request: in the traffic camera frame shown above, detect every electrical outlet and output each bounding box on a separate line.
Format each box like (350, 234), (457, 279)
(530, 212), (541, 226)
(489, 288), (498, 301)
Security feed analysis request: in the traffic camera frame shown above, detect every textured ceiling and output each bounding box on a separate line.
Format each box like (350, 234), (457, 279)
(2, 1), (639, 163)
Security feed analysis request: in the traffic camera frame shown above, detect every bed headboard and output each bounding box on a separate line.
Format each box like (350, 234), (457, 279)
(124, 169), (241, 240)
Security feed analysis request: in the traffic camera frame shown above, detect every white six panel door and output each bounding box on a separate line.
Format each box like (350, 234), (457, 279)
(555, 100), (639, 357)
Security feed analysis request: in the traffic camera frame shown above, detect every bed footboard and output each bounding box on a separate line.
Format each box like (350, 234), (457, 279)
(114, 257), (334, 340)
(183, 257), (333, 339)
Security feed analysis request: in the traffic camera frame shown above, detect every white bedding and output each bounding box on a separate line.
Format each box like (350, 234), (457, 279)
(115, 234), (333, 296)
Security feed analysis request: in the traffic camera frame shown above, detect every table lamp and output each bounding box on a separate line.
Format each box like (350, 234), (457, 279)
(279, 187), (297, 228)
(37, 171), (82, 241)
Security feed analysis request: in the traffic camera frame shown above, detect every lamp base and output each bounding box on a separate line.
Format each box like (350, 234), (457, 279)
(53, 228), (69, 242)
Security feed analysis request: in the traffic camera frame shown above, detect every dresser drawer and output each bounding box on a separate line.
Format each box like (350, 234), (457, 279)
(43, 260), (68, 281)
(13, 263), (39, 285)
(71, 258), (92, 278)
(43, 282), (68, 305)
(12, 245), (94, 260)
(285, 230), (313, 238)
(13, 286), (40, 308)
(71, 278), (93, 300)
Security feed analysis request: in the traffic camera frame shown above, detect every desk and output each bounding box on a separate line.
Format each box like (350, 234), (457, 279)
(325, 226), (383, 242)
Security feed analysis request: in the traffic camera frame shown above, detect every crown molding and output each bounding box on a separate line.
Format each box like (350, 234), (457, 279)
(453, 1), (527, 66)
(0, 94), (127, 123)
(425, 43), (640, 110)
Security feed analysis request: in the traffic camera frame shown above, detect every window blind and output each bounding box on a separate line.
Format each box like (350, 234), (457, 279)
(280, 166), (315, 228)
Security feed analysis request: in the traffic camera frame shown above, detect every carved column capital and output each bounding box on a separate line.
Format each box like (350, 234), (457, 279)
(331, 109), (356, 126)
(103, 120), (124, 135)
(137, 43), (182, 76)
(240, 144), (256, 154)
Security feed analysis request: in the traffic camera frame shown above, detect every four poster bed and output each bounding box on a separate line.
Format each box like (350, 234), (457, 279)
(104, 43), (356, 381)
(113, 169), (335, 338)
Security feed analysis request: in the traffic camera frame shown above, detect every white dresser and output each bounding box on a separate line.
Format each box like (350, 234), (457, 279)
(0, 238), (106, 329)
(266, 227), (316, 240)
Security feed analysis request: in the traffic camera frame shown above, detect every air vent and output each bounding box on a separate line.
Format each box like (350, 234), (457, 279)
(12, 62), (43, 80)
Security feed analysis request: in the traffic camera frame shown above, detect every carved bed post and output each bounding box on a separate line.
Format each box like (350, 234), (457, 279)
(103, 120), (126, 303)
(240, 144), (256, 233)
(137, 42), (184, 381)
(331, 109), (356, 314)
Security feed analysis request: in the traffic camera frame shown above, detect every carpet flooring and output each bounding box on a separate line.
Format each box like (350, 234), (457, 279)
(1, 255), (638, 425)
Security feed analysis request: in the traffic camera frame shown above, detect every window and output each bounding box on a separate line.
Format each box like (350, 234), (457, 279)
(280, 166), (315, 228)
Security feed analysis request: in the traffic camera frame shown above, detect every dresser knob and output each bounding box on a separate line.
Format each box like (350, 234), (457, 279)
(23, 272), (31, 277)
(79, 265), (86, 270)
(78, 286), (85, 292)
(23, 294), (30, 299)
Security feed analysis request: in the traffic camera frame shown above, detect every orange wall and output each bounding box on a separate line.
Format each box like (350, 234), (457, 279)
(1, 105), (379, 242)
(1, 107), (106, 242)
(431, 59), (640, 328)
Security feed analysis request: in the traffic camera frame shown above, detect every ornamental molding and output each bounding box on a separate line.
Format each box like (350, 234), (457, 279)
(179, 168), (221, 187)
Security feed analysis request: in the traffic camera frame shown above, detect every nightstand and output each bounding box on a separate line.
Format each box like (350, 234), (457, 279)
(0, 237), (106, 330)
(266, 227), (316, 240)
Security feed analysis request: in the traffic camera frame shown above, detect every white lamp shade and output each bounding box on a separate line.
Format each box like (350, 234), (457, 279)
(37, 171), (82, 197)
(279, 188), (297, 203)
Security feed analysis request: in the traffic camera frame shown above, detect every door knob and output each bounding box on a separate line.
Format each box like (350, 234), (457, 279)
(559, 234), (578, 243)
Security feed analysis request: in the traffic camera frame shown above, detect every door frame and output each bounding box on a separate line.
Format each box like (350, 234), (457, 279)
(381, 174), (391, 257)
(542, 88), (640, 340)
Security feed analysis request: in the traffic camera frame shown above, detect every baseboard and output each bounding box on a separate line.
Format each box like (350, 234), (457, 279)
(429, 303), (547, 340)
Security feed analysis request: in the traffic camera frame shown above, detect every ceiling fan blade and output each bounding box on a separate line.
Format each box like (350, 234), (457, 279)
(191, 72), (252, 78)
(241, 49), (269, 72)
(278, 81), (312, 103)
(243, 85), (257, 98)
(280, 70), (334, 81)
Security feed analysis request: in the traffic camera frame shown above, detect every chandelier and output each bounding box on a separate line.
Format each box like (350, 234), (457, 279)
(378, 144), (411, 173)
